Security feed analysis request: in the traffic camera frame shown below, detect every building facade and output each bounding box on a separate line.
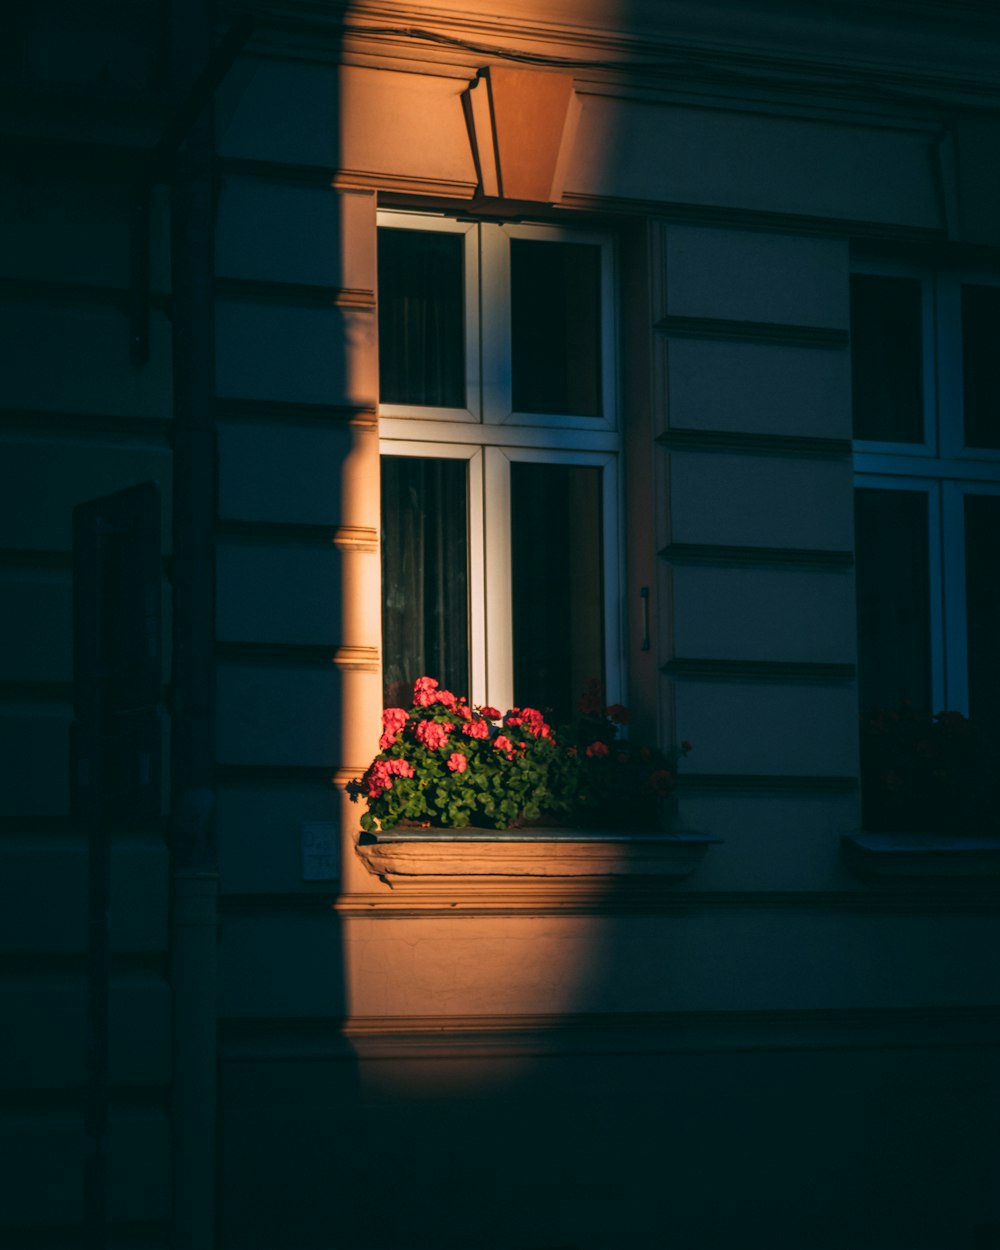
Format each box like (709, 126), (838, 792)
(3, 1), (1000, 1247)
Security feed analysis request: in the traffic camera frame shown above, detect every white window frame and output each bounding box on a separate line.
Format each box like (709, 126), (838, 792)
(377, 209), (623, 714)
(852, 262), (1000, 716)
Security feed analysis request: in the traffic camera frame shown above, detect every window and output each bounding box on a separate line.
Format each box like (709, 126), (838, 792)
(377, 211), (621, 725)
(851, 263), (1000, 730)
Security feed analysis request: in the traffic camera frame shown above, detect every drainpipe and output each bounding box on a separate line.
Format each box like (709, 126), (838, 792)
(168, 1), (217, 1246)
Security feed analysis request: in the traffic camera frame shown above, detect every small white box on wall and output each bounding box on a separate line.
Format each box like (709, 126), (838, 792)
(300, 821), (339, 882)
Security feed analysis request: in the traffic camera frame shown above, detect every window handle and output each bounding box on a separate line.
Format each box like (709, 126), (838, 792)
(640, 586), (650, 651)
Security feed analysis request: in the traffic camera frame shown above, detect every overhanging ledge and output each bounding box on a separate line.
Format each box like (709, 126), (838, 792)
(356, 829), (719, 886)
(841, 833), (1000, 881)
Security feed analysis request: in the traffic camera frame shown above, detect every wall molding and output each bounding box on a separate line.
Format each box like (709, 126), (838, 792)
(656, 314), (848, 349)
(219, 1004), (1000, 1062)
(659, 542), (854, 570)
(216, 640), (338, 668)
(216, 518), (340, 547)
(662, 658), (855, 684)
(656, 429), (851, 459)
(0, 408), (171, 444)
(677, 773), (856, 794)
(215, 397), (375, 427)
(216, 277), (374, 309)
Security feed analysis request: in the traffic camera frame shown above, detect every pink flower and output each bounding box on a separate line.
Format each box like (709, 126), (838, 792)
(446, 752), (467, 773)
(606, 703), (629, 724)
(461, 719), (490, 739)
(413, 676), (439, 707)
(456, 703), (473, 721)
(585, 740), (609, 758)
(480, 706), (501, 721)
(366, 758), (396, 798)
(435, 688), (458, 709)
(494, 734), (516, 759)
(380, 707), (409, 749)
(506, 707), (551, 739)
(388, 758), (414, 777)
(416, 720), (450, 750)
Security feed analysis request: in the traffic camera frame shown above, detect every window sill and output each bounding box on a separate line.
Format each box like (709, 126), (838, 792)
(841, 833), (1000, 880)
(356, 829), (719, 885)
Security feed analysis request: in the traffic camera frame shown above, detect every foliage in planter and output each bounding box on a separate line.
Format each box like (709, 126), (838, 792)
(348, 676), (690, 833)
(859, 704), (998, 835)
(560, 678), (691, 829)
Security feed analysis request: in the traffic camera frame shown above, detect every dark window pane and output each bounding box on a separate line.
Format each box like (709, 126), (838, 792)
(854, 488), (931, 714)
(381, 457), (469, 706)
(378, 229), (464, 408)
(510, 462), (604, 724)
(965, 494), (1000, 730)
(511, 240), (602, 417)
(850, 274), (924, 443)
(961, 284), (1000, 449)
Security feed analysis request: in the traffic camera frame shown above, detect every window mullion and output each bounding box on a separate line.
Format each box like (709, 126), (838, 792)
(482, 445), (513, 712)
(927, 481), (949, 713)
(479, 225), (511, 425)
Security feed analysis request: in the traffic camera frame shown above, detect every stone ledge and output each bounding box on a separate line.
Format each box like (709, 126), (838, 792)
(841, 833), (1000, 880)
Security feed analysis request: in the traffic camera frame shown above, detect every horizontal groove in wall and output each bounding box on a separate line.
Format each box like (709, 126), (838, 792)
(0, 681), (74, 705)
(222, 883), (1000, 920)
(0, 133), (150, 172)
(0, 1085), (168, 1114)
(0, 816), (75, 836)
(219, 156), (359, 188)
(0, 1219), (170, 1250)
(216, 640), (338, 667)
(677, 772), (856, 793)
(217, 763), (334, 786)
(655, 314), (849, 348)
(217, 276), (374, 309)
(216, 517), (338, 546)
(0, 409), (172, 443)
(218, 155), (476, 201)
(0, 952), (166, 977)
(220, 1004), (1000, 1062)
(660, 542), (853, 569)
(662, 658), (855, 684)
(0, 277), (169, 312)
(0, 549), (73, 571)
(564, 192), (945, 244)
(221, 891), (341, 915)
(656, 429), (851, 459)
(215, 396), (376, 427)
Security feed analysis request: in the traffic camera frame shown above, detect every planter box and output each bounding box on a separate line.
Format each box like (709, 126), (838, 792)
(357, 829), (718, 886)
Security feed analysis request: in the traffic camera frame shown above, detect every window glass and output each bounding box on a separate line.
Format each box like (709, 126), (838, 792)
(850, 274), (924, 443)
(854, 488), (931, 713)
(380, 456), (469, 705)
(961, 283), (1000, 449)
(510, 239), (602, 417)
(965, 494), (1000, 730)
(378, 229), (465, 408)
(510, 462), (604, 724)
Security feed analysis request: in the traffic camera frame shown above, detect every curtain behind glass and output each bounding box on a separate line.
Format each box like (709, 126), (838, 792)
(854, 487), (931, 713)
(378, 229), (465, 408)
(510, 462), (604, 725)
(381, 457), (469, 706)
(850, 274), (924, 443)
(511, 240), (602, 417)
